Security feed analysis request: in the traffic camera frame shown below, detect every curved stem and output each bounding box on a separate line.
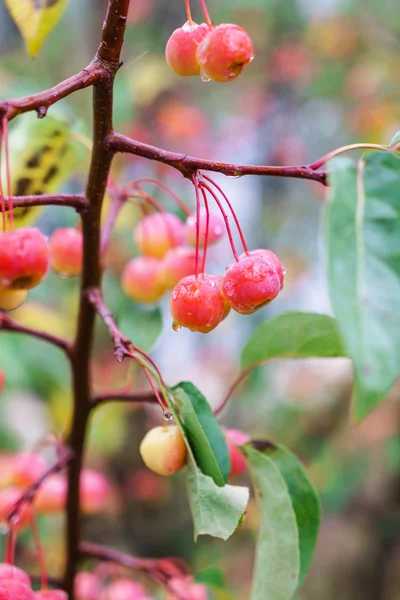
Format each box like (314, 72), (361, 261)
(309, 141), (400, 171)
(91, 391), (158, 410)
(0, 313), (72, 357)
(213, 364), (261, 416)
(200, 181), (239, 262)
(3, 194), (87, 213)
(199, 0), (213, 27)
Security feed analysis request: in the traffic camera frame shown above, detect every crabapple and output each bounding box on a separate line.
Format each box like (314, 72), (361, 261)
(0, 564), (31, 587)
(196, 23), (254, 83)
(140, 426), (187, 476)
(222, 254), (281, 314)
(225, 429), (250, 480)
(0, 487), (33, 527)
(240, 249), (285, 289)
(134, 213), (184, 259)
(0, 370), (4, 395)
(0, 288), (28, 311)
(0, 228), (50, 290)
(34, 475), (67, 513)
(170, 274), (226, 333)
(121, 257), (165, 304)
(11, 453), (47, 488)
(34, 591), (67, 600)
(184, 211), (224, 247)
(75, 572), (101, 600)
(49, 228), (83, 277)
(207, 275), (231, 320)
(101, 578), (149, 600)
(0, 580), (34, 600)
(166, 21), (210, 77)
(159, 247), (199, 289)
(80, 469), (110, 514)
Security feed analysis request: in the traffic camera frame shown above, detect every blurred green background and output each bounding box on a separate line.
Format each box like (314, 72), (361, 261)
(0, 0), (399, 598)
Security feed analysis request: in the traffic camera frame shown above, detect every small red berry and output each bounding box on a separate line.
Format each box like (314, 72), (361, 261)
(170, 274), (226, 333)
(159, 247), (199, 289)
(121, 257), (165, 304)
(34, 475), (67, 513)
(0, 288), (28, 311)
(50, 228), (83, 277)
(240, 249), (285, 289)
(222, 254), (281, 314)
(166, 21), (210, 77)
(0, 564), (31, 587)
(80, 469), (110, 514)
(34, 591), (67, 600)
(225, 429), (250, 480)
(0, 580), (34, 600)
(140, 426), (187, 476)
(11, 453), (47, 488)
(134, 213), (184, 259)
(0, 228), (50, 290)
(75, 572), (101, 600)
(196, 23), (254, 83)
(184, 212), (224, 247)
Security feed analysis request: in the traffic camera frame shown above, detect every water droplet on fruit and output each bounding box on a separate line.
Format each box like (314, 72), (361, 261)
(282, 268), (287, 275)
(0, 522), (9, 535)
(200, 71), (211, 83)
(249, 55), (255, 63)
(163, 409), (173, 422)
(172, 321), (182, 332)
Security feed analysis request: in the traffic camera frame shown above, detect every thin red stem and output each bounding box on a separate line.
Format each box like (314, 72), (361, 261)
(184, 0), (193, 22)
(199, 0), (213, 26)
(4, 529), (16, 565)
(31, 515), (48, 590)
(202, 174), (248, 254)
(200, 181), (239, 262)
(200, 186), (210, 274)
(143, 368), (166, 410)
(132, 179), (191, 216)
(192, 175), (201, 277)
(2, 119), (13, 231)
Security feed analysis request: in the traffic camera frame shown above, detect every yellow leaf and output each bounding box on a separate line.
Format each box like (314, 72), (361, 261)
(5, 0), (70, 58)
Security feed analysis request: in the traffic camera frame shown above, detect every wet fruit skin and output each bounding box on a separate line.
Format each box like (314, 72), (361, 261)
(184, 211), (225, 247)
(134, 213), (184, 259)
(196, 23), (254, 83)
(34, 591), (68, 600)
(122, 257), (165, 304)
(50, 228), (83, 277)
(140, 426), (187, 476)
(0, 288), (28, 311)
(222, 255), (281, 314)
(0, 580), (34, 600)
(0, 564), (31, 587)
(159, 247), (199, 289)
(0, 228), (50, 290)
(101, 578), (149, 600)
(170, 274), (226, 333)
(74, 572), (101, 600)
(240, 249), (285, 289)
(166, 21), (210, 77)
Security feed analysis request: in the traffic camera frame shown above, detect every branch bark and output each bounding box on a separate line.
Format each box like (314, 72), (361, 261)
(4, 194), (87, 213)
(107, 132), (328, 185)
(0, 313), (72, 356)
(91, 391), (158, 409)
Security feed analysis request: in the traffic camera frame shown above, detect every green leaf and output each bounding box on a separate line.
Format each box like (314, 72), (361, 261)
(252, 442), (321, 585)
(325, 154), (400, 419)
(118, 305), (162, 353)
(241, 311), (346, 370)
(242, 444), (300, 600)
(389, 131), (400, 147)
(186, 458), (249, 541)
(5, 0), (70, 57)
(172, 382), (230, 485)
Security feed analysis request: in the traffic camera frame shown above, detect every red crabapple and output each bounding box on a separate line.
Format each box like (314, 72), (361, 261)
(240, 249), (285, 289)
(34, 591), (67, 600)
(207, 274), (231, 320)
(222, 254), (281, 314)
(159, 247), (199, 289)
(0, 288), (28, 311)
(101, 579), (149, 600)
(11, 453), (47, 488)
(170, 274), (226, 333)
(0, 564), (31, 587)
(196, 23), (254, 83)
(49, 228), (83, 277)
(0, 370), (4, 396)
(0, 580), (34, 600)
(80, 469), (110, 514)
(0, 487), (33, 527)
(134, 213), (184, 259)
(140, 426), (187, 476)
(75, 572), (101, 600)
(184, 211), (224, 247)
(0, 228), (50, 290)
(225, 429), (250, 480)
(166, 21), (210, 77)
(121, 257), (165, 304)
(34, 475), (67, 513)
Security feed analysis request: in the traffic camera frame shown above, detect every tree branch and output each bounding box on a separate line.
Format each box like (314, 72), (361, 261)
(91, 391), (158, 409)
(4, 194), (87, 213)
(107, 132), (328, 185)
(0, 64), (106, 122)
(0, 313), (72, 357)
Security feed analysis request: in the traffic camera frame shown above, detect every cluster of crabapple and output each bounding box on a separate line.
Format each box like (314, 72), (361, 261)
(165, 8), (254, 82)
(139, 425), (249, 480)
(0, 225), (82, 311)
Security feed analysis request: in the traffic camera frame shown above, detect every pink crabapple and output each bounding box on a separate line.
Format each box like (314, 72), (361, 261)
(34, 591), (68, 600)
(0, 580), (34, 600)
(222, 253), (281, 314)
(0, 288), (28, 311)
(239, 249), (285, 289)
(0, 564), (31, 587)
(170, 274), (226, 333)
(34, 475), (67, 513)
(140, 426), (187, 476)
(159, 247), (199, 289)
(11, 453), (47, 489)
(0, 370), (4, 396)
(0, 228), (50, 290)
(74, 572), (102, 600)
(49, 228), (83, 277)
(165, 21), (210, 77)
(101, 578), (150, 600)
(196, 23), (254, 83)
(184, 211), (225, 247)
(121, 257), (165, 304)
(79, 469), (110, 514)
(225, 429), (251, 480)
(134, 213), (184, 259)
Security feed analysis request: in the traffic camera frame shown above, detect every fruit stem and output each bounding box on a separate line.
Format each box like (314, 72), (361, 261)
(199, 186), (210, 274)
(202, 174), (248, 253)
(199, 0), (213, 27)
(200, 181), (239, 262)
(184, 0), (193, 23)
(31, 515), (48, 590)
(131, 179), (191, 216)
(143, 367), (167, 410)
(2, 118), (13, 231)
(192, 174), (201, 277)
(4, 528), (16, 564)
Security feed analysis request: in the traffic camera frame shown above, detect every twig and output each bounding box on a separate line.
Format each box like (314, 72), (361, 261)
(91, 391), (158, 410)
(0, 313), (72, 357)
(3, 194), (87, 213)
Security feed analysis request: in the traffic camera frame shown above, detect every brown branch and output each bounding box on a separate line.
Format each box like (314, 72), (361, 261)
(0, 64), (106, 122)
(107, 132), (328, 185)
(91, 391), (158, 409)
(4, 194), (87, 213)
(0, 313), (72, 357)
